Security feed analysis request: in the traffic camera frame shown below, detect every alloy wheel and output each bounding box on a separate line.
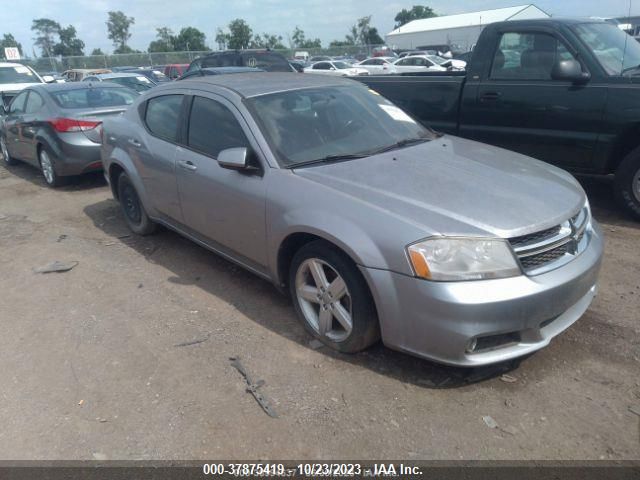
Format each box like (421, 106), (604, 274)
(40, 150), (55, 184)
(295, 258), (353, 342)
(1, 137), (9, 164)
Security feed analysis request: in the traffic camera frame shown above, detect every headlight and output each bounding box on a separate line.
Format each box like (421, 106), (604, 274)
(407, 237), (521, 281)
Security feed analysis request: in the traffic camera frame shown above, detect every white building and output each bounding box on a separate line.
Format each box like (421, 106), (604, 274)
(386, 4), (551, 52)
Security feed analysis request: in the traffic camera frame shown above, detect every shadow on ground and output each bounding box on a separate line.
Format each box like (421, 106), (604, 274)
(1, 161), (107, 192)
(84, 198), (524, 390)
(577, 174), (639, 229)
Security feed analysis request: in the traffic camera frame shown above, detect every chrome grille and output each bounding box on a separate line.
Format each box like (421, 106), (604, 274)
(509, 206), (590, 275)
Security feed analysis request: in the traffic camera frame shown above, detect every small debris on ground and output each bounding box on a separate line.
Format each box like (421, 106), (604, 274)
(174, 334), (210, 347)
(483, 415), (498, 429)
(230, 356), (278, 418)
(78, 399), (84, 406)
(308, 339), (324, 350)
(56, 234), (67, 242)
(500, 425), (518, 436)
(500, 374), (518, 383)
(34, 260), (79, 274)
(117, 234), (130, 239)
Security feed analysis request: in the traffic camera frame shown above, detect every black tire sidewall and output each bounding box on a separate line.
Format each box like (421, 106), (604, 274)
(289, 240), (380, 353)
(614, 148), (640, 220)
(117, 172), (156, 236)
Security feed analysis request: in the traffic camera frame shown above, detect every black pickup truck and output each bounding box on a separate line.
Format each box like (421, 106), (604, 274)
(357, 18), (640, 218)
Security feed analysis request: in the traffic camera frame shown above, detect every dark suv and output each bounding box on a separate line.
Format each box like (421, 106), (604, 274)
(187, 50), (294, 73)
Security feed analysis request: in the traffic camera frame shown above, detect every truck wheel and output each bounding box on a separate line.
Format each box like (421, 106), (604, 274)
(289, 240), (380, 353)
(117, 172), (157, 236)
(614, 148), (640, 220)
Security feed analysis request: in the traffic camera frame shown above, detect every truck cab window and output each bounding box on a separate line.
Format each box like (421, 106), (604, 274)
(491, 32), (577, 80)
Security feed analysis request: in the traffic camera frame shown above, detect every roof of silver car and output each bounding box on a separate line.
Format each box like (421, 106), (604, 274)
(175, 72), (355, 98)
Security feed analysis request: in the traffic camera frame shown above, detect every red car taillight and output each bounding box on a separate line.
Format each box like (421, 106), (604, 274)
(48, 118), (101, 133)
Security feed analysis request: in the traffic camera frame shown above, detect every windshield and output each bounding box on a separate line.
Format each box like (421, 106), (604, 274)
(247, 85), (434, 167)
(0, 65), (42, 84)
(333, 62), (351, 69)
(427, 55), (446, 65)
(108, 76), (153, 92)
(50, 86), (138, 109)
(574, 23), (640, 75)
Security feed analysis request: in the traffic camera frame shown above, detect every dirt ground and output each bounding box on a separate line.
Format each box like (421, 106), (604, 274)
(0, 160), (638, 461)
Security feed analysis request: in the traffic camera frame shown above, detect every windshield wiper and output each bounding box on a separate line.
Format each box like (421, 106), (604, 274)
(367, 137), (431, 155)
(621, 64), (640, 75)
(289, 152), (370, 169)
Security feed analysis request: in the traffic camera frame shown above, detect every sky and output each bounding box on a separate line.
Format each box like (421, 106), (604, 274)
(3, 0), (640, 55)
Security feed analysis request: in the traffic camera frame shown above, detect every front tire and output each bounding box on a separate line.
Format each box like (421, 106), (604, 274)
(39, 147), (66, 187)
(289, 240), (380, 353)
(117, 172), (157, 235)
(1, 135), (17, 166)
(614, 147), (640, 220)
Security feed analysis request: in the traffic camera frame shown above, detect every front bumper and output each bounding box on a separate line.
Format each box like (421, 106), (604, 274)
(360, 221), (604, 367)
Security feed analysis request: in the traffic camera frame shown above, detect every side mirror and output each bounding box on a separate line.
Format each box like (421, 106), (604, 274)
(218, 147), (253, 171)
(42, 75), (55, 83)
(330, 67), (336, 71)
(551, 59), (590, 84)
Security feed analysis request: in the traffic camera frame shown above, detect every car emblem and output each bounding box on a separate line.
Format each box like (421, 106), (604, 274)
(247, 57), (257, 68)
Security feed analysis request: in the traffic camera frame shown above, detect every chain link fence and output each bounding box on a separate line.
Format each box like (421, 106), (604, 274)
(15, 45), (387, 72)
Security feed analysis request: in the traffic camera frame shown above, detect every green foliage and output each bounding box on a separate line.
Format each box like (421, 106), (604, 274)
(31, 18), (61, 56)
(290, 27), (321, 49)
(215, 28), (229, 50)
(52, 25), (85, 56)
(0, 34), (23, 58)
(90, 48), (105, 56)
(227, 19), (252, 50)
(148, 27), (174, 53)
(173, 27), (206, 51)
(394, 5), (437, 28)
(251, 33), (285, 49)
(106, 11), (135, 50)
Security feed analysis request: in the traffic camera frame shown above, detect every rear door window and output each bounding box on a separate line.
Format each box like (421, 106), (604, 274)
(144, 94), (183, 142)
(187, 96), (250, 158)
(8, 90), (28, 114)
(25, 91), (45, 114)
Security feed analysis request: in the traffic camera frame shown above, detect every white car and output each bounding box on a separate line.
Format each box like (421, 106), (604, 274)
(356, 57), (398, 75)
(0, 63), (49, 106)
(391, 55), (447, 73)
(304, 61), (369, 77)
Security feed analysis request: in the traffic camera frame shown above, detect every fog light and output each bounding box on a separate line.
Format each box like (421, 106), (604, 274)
(466, 338), (477, 353)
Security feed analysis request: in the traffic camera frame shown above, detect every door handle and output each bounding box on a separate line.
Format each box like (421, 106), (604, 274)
(127, 138), (142, 147)
(480, 92), (502, 102)
(177, 159), (197, 171)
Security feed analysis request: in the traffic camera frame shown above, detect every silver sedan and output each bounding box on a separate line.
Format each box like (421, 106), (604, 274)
(101, 73), (603, 366)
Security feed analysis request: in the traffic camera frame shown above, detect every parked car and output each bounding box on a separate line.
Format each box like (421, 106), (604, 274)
(309, 55), (332, 63)
(82, 72), (155, 93)
(177, 67), (263, 80)
(164, 64), (189, 80)
(289, 61), (305, 73)
(125, 68), (170, 84)
(356, 57), (398, 75)
(0, 63), (46, 107)
(391, 55), (447, 73)
(101, 73), (602, 367)
(356, 18), (640, 218)
(1, 82), (138, 186)
(304, 61), (369, 76)
(62, 69), (112, 82)
(39, 71), (66, 83)
(187, 50), (294, 73)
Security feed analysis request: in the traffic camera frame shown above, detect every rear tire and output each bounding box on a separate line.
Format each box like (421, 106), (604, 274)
(1, 135), (17, 166)
(289, 240), (380, 353)
(38, 147), (66, 188)
(117, 172), (157, 235)
(614, 147), (640, 220)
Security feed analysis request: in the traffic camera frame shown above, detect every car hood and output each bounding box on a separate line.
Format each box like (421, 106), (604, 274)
(292, 136), (585, 238)
(0, 82), (41, 93)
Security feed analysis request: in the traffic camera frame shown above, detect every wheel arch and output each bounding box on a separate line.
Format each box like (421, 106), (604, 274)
(609, 123), (640, 173)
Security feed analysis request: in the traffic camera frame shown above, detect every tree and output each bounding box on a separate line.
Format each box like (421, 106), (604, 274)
(394, 5), (437, 28)
(173, 27), (206, 51)
(227, 19), (252, 50)
(329, 39), (351, 47)
(250, 33), (285, 49)
(31, 18), (61, 57)
(106, 11), (135, 52)
(364, 27), (384, 45)
(290, 26), (322, 49)
(52, 25), (85, 56)
(0, 34), (23, 58)
(148, 27), (174, 52)
(215, 28), (229, 50)
(90, 48), (105, 56)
